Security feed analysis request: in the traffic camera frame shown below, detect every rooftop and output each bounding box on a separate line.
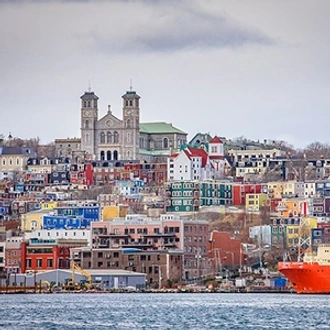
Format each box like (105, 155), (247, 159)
(139, 122), (187, 135)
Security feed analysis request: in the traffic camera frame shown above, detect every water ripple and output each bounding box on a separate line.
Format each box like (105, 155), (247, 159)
(0, 293), (329, 330)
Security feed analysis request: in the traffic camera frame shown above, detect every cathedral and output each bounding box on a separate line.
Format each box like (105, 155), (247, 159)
(80, 88), (140, 161)
(56, 87), (188, 162)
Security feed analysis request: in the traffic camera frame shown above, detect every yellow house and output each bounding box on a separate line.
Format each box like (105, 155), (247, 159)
(102, 205), (128, 221)
(267, 182), (283, 199)
(21, 210), (49, 231)
(285, 217), (317, 248)
(41, 201), (58, 210)
(246, 193), (268, 212)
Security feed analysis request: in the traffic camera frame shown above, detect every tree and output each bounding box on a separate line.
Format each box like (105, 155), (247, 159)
(303, 141), (330, 159)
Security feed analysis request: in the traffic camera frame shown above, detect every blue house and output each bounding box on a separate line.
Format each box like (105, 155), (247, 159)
(42, 205), (100, 229)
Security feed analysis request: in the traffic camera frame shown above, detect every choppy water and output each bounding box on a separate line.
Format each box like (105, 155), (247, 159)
(0, 293), (329, 329)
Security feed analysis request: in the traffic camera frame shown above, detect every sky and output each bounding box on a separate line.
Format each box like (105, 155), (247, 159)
(1, 0), (330, 149)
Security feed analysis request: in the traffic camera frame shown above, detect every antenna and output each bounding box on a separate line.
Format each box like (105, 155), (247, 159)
(129, 79), (133, 92)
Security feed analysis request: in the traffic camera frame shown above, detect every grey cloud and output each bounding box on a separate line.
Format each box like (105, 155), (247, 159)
(86, 4), (274, 53)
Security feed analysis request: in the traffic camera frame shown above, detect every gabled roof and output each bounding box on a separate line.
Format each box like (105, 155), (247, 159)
(0, 147), (36, 157)
(184, 147), (208, 167)
(209, 136), (223, 144)
(139, 122), (187, 135)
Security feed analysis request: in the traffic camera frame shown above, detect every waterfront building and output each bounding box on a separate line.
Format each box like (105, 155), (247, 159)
(20, 237), (88, 273)
(71, 247), (182, 288)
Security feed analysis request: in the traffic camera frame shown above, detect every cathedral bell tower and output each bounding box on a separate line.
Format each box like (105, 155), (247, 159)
(122, 87), (140, 160)
(80, 89), (99, 159)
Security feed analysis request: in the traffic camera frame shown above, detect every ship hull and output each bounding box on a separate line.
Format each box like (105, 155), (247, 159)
(278, 262), (330, 294)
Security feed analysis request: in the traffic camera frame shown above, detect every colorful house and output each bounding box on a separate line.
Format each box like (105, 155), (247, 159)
(245, 193), (268, 212)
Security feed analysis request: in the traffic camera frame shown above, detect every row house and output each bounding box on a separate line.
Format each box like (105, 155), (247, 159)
(43, 204), (100, 230)
(20, 237), (88, 273)
(5, 235), (22, 273)
(270, 217), (317, 249)
(113, 179), (145, 195)
(69, 163), (94, 186)
(312, 223), (330, 248)
(71, 247), (183, 288)
(315, 180), (330, 197)
(200, 181), (232, 206)
(232, 183), (263, 206)
(276, 198), (310, 217)
(26, 157), (61, 173)
(24, 172), (49, 192)
(124, 162), (168, 184)
(165, 180), (233, 213)
(245, 193), (268, 212)
(165, 181), (201, 213)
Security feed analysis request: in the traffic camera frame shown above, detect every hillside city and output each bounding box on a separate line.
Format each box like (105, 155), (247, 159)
(1, 87), (330, 292)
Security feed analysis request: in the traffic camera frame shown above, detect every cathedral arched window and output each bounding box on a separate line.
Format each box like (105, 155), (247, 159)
(113, 150), (118, 160)
(85, 120), (89, 129)
(94, 100), (97, 108)
(127, 151), (130, 159)
(114, 131), (119, 144)
(125, 100), (129, 107)
(163, 137), (169, 149)
(106, 151), (111, 160)
(135, 99), (139, 107)
(83, 101), (87, 107)
(87, 101), (91, 107)
(127, 132), (131, 143)
(100, 151), (105, 161)
(106, 132), (112, 143)
(100, 132), (105, 144)
(126, 119), (131, 128)
(129, 100), (133, 106)
(85, 133), (89, 143)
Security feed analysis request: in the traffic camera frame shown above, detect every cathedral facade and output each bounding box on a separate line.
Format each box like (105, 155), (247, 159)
(80, 89), (140, 161)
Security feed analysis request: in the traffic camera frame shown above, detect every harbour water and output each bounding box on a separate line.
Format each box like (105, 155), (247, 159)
(1, 293), (329, 329)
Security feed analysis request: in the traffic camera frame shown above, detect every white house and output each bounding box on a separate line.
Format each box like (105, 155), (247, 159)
(167, 146), (211, 181)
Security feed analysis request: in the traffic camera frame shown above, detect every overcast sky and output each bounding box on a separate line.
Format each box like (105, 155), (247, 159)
(1, 0), (329, 149)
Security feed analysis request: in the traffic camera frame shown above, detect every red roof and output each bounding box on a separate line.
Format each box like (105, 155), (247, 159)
(209, 136), (223, 144)
(209, 155), (224, 160)
(183, 147), (208, 167)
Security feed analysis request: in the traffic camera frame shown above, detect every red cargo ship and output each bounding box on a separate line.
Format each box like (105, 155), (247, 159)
(278, 244), (330, 294)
